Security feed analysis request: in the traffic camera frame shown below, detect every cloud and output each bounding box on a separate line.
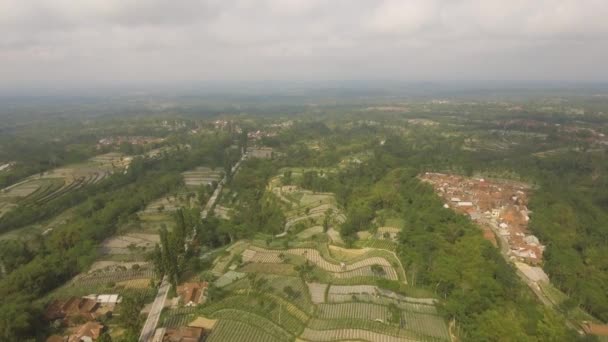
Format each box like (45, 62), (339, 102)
(1, 0), (607, 85)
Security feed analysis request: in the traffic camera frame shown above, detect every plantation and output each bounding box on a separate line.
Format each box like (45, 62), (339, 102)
(0, 155), (118, 221)
(182, 166), (222, 188)
(199, 168), (449, 341)
(49, 266), (155, 299)
(207, 314), (291, 342)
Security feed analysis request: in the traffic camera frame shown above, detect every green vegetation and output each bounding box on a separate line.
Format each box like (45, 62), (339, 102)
(1, 95), (608, 341)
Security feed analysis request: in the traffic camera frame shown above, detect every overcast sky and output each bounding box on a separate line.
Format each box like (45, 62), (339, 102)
(2, 0), (608, 88)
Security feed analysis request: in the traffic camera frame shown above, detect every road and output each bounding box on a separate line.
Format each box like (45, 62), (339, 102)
(138, 156), (246, 341)
(200, 154), (245, 220)
(138, 276), (170, 342)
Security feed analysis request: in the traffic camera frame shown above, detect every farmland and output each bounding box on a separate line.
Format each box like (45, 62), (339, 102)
(48, 262), (155, 300)
(0, 152), (124, 220)
(2, 96), (603, 341)
(200, 169), (449, 342)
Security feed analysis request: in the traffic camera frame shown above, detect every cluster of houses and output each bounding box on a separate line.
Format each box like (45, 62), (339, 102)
(44, 294), (120, 342)
(152, 317), (216, 342)
(149, 282), (211, 342)
(247, 130), (277, 140)
(44, 281), (211, 341)
(421, 172), (545, 265)
(97, 136), (165, 148)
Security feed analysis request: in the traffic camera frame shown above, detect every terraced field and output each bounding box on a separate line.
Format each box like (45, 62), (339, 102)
(244, 246), (399, 281)
(49, 264), (155, 299)
(300, 328), (417, 342)
(0, 154), (120, 219)
(199, 169), (448, 342)
(182, 166), (222, 187)
(202, 241), (447, 341)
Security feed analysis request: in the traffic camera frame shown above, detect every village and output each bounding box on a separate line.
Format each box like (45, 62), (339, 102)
(420, 173), (549, 283)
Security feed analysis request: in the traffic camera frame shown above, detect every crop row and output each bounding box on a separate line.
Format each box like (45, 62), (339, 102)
(401, 310), (450, 340)
(327, 293), (437, 314)
(300, 327), (418, 342)
(74, 268), (154, 287)
(201, 295), (305, 335)
(160, 307), (197, 328)
(206, 309), (292, 342)
(317, 302), (390, 321)
(207, 318), (290, 342)
(305, 319), (429, 341)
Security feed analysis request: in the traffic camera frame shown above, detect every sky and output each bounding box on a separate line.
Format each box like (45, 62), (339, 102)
(1, 0), (608, 89)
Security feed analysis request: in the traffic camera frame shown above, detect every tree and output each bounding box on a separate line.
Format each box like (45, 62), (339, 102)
(98, 332), (112, 342)
(118, 293), (146, 334)
(371, 264), (385, 276)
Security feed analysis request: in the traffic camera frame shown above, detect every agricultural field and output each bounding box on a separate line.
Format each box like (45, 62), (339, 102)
(0, 153), (125, 219)
(100, 233), (160, 260)
(182, 166), (222, 188)
(268, 173), (346, 242)
(0, 205), (75, 241)
(48, 262), (155, 300)
(198, 169), (448, 341)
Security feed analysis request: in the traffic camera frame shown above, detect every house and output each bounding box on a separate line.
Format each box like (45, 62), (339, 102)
(247, 147), (273, 159)
(67, 321), (104, 342)
(45, 297), (99, 322)
(581, 322), (608, 336)
(177, 282), (209, 306)
(155, 326), (205, 342)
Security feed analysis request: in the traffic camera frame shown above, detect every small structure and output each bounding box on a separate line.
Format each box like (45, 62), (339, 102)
(177, 282), (209, 306)
(83, 294), (121, 305)
(67, 321), (104, 342)
(247, 147), (273, 159)
(581, 322), (608, 337)
(45, 297), (99, 322)
(155, 326), (205, 342)
(46, 335), (65, 342)
(188, 316), (218, 330)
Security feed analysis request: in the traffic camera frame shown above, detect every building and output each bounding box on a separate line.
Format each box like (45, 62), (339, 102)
(581, 322), (608, 337)
(247, 147), (273, 159)
(176, 282), (209, 306)
(45, 297), (99, 322)
(67, 321), (104, 342)
(153, 327), (205, 342)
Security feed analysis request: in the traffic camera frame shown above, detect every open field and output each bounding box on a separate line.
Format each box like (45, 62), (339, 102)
(100, 233), (160, 255)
